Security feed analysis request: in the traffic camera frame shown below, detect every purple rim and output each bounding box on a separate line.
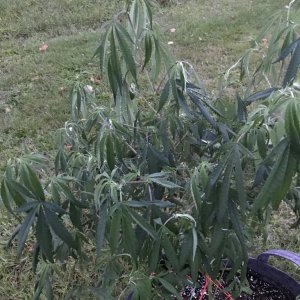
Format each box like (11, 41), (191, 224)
(257, 249), (300, 267)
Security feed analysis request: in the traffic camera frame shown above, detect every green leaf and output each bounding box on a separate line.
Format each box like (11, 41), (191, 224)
(5, 180), (31, 206)
(188, 91), (218, 128)
(20, 164), (45, 201)
(253, 140), (295, 211)
(192, 227), (198, 262)
(36, 208), (53, 262)
(94, 26), (112, 74)
(110, 28), (123, 95)
(126, 207), (158, 239)
(158, 278), (180, 298)
(149, 177), (180, 189)
(122, 213), (137, 259)
(243, 87), (279, 105)
(217, 153), (234, 223)
(17, 206), (38, 258)
(228, 200), (247, 256)
(32, 244), (40, 273)
(161, 234), (179, 271)
(125, 200), (174, 208)
(179, 232), (192, 268)
(191, 169), (202, 213)
(149, 240), (161, 273)
(106, 133), (116, 171)
(136, 278), (152, 299)
(210, 226), (225, 257)
(257, 128), (267, 159)
(272, 149), (296, 209)
(96, 201), (108, 257)
(273, 37), (300, 63)
(143, 31), (153, 70)
(158, 80), (170, 112)
(115, 23), (137, 82)
(107, 60), (119, 99)
(33, 264), (51, 300)
(44, 205), (77, 250)
(1, 179), (13, 213)
(69, 202), (82, 230)
(151, 37), (161, 81)
(44, 275), (54, 300)
(109, 208), (122, 254)
(282, 42), (300, 87)
(54, 148), (67, 174)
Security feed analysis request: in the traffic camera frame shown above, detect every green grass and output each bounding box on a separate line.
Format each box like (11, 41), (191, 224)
(0, 0), (299, 298)
(163, 0), (285, 88)
(0, 0), (120, 170)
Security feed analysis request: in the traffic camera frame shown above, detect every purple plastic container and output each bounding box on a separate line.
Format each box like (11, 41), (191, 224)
(247, 250), (300, 299)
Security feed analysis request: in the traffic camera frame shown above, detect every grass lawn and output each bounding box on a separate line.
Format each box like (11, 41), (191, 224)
(0, 0), (299, 298)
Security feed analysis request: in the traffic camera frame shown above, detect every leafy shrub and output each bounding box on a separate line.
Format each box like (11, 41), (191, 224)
(1, 0), (300, 298)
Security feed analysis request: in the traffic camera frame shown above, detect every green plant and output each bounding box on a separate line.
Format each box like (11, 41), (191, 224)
(1, 0), (300, 299)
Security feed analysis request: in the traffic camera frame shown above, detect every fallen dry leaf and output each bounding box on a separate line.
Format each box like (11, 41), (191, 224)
(90, 76), (101, 84)
(31, 76), (39, 81)
(5, 107), (11, 113)
(39, 44), (48, 52)
(85, 85), (94, 93)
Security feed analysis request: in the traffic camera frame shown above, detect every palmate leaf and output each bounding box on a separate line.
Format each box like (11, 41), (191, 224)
(187, 87), (223, 118)
(4, 179), (32, 207)
(20, 164), (45, 201)
(188, 91), (218, 129)
(252, 139), (296, 211)
(125, 207), (158, 239)
(52, 176), (88, 208)
(43, 205), (77, 250)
